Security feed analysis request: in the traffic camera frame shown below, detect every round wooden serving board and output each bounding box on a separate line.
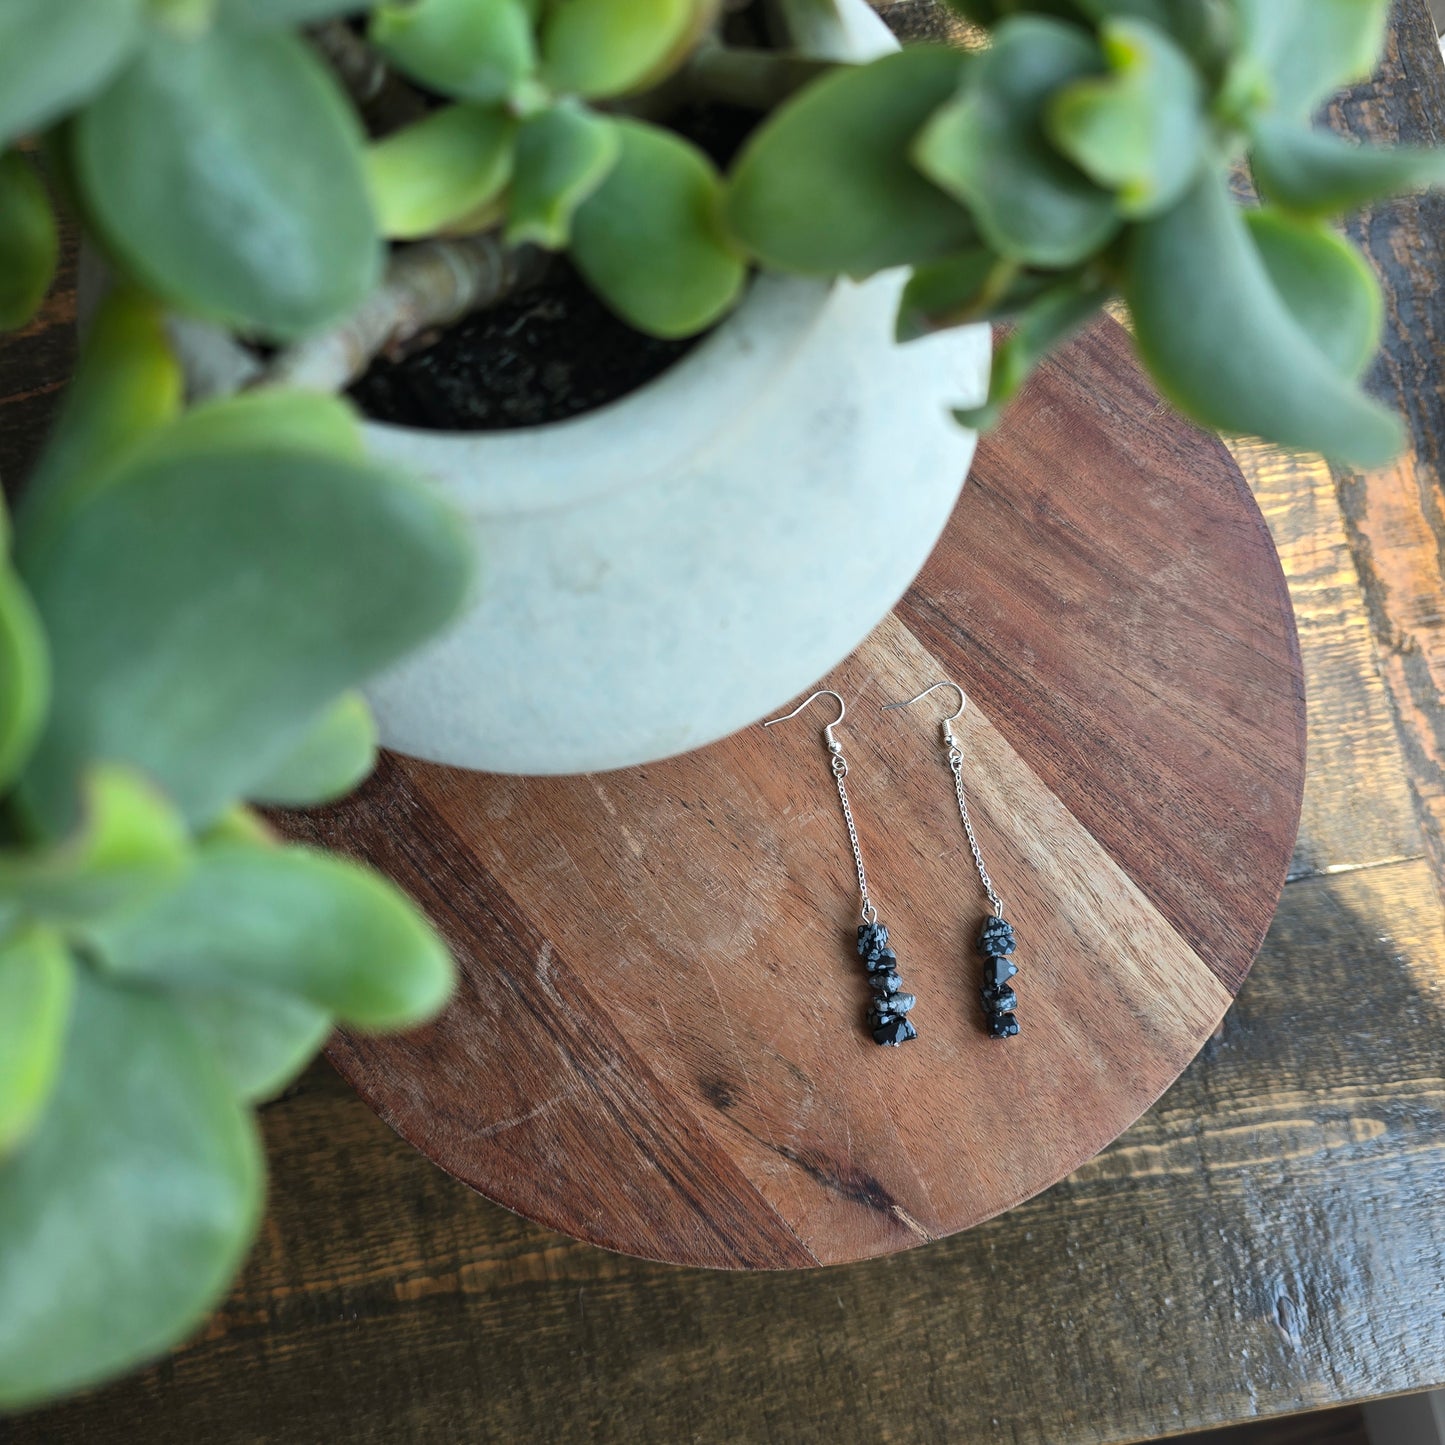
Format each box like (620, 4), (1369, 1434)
(284, 317), (1306, 1269)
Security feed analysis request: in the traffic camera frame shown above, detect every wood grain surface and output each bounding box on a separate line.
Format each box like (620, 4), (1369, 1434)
(266, 311), (1305, 1268)
(6, 2), (1445, 1440)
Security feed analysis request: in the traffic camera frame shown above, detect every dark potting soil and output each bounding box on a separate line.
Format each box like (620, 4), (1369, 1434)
(347, 259), (700, 432)
(349, 102), (759, 434)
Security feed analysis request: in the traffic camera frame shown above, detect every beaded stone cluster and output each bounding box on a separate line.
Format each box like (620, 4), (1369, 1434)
(857, 921), (917, 1046)
(978, 915), (1020, 1039)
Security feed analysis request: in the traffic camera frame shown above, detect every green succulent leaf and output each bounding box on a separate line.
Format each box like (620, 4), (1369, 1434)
(507, 102), (622, 250)
(0, 561), (48, 793)
(248, 691), (378, 807)
(1245, 210), (1381, 379)
(1250, 117), (1445, 217)
(221, 0), (372, 25)
(541, 0), (711, 99)
(16, 289), (182, 550)
(725, 46), (975, 278)
(92, 839), (455, 1029)
(1071, 0), (1234, 66)
(913, 17), (1120, 267)
(954, 271), (1110, 429)
(1124, 166), (1402, 464)
(0, 971), (262, 1408)
(0, 766), (191, 927)
(896, 249), (1055, 340)
(0, 152), (59, 332)
(572, 119), (744, 338)
(146, 387), (367, 463)
(1047, 18), (1207, 218)
(0, 926), (73, 1158)
(203, 804), (278, 849)
(16, 443), (472, 835)
(371, 0), (536, 105)
(145, 0), (221, 37)
(0, 0), (143, 148)
(74, 26), (381, 339)
(366, 104), (516, 240)
(172, 983), (331, 1102)
(1227, 0), (1388, 119)
(898, 251), (1004, 341)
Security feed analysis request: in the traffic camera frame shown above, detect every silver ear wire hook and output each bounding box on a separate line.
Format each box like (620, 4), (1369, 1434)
(762, 688), (878, 925)
(761, 685), (920, 1044)
(763, 689), (848, 754)
(881, 680), (967, 749)
(882, 677), (1004, 921)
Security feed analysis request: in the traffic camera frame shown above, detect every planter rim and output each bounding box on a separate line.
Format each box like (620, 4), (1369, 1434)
(361, 272), (837, 520)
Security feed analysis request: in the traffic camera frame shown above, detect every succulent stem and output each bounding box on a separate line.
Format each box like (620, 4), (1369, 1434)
(680, 42), (831, 110)
(259, 234), (551, 395)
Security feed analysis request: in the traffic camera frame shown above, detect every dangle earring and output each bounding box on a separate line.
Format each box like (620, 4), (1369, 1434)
(882, 681), (1021, 1040)
(762, 690), (918, 1047)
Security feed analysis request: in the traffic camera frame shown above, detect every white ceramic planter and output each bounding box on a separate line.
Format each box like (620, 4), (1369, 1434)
(365, 265), (990, 773)
(362, 0), (989, 774)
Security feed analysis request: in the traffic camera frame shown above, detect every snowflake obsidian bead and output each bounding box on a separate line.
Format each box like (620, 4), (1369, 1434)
(983, 955), (1017, 990)
(981, 986), (1017, 1015)
(872, 1014), (918, 1047)
(856, 918), (917, 1046)
(857, 922), (888, 959)
(978, 915), (1020, 1039)
(866, 948), (898, 975)
(978, 917), (1016, 957)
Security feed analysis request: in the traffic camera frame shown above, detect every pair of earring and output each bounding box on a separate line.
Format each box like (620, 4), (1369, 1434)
(762, 681), (1020, 1048)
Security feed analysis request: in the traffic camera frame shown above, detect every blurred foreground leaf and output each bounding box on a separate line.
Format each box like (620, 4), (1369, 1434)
(914, 17), (1120, 266)
(0, 0), (142, 147)
(1125, 166), (1401, 464)
(726, 46), (974, 277)
(0, 766), (191, 926)
(1250, 118), (1445, 216)
(0, 153), (59, 331)
(573, 119), (744, 337)
(75, 27), (380, 337)
(92, 839), (455, 1028)
(0, 971), (263, 1408)
(249, 691), (378, 807)
(18, 432), (471, 834)
(371, 0), (536, 104)
(0, 926), (73, 1158)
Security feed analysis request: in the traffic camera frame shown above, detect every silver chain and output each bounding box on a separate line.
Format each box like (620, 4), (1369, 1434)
(948, 741), (1004, 918)
(830, 747), (877, 924)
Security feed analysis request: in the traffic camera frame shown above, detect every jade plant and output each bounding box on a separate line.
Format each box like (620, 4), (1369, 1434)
(0, 0), (1439, 1412)
(0, 289), (473, 1408)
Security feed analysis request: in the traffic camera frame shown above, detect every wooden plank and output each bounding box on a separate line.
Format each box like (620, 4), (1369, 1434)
(10, 860), (1442, 1445)
(1324, 1), (1445, 896)
(1237, 437), (1427, 879)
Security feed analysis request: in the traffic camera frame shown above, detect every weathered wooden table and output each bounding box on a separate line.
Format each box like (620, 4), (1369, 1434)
(5, 2), (1445, 1439)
